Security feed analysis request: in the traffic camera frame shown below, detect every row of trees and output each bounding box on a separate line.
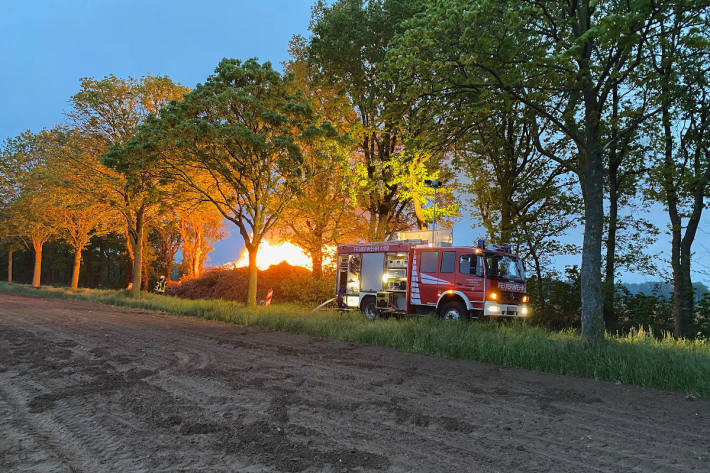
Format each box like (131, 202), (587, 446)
(0, 51), (457, 306)
(296, 0), (709, 338)
(1, 0), (708, 339)
(0, 77), (225, 294)
(382, 0), (709, 338)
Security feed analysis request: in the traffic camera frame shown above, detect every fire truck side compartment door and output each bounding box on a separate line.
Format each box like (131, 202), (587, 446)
(418, 250), (440, 305)
(361, 252), (385, 292)
(456, 253), (484, 305)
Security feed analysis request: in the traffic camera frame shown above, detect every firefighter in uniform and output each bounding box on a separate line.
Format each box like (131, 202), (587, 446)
(154, 275), (167, 294)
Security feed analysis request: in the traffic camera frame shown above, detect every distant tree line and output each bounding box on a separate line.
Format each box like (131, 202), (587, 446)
(1, 0), (708, 339)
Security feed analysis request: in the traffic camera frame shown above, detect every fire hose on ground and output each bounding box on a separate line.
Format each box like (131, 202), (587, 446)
(312, 298), (337, 312)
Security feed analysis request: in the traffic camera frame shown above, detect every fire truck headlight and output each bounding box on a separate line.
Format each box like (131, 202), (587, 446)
(521, 306), (530, 316)
(382, 273), (389, 283)
(488, 304), (500, 313)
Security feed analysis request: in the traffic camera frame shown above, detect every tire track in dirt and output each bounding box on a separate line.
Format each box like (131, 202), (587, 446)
(2, 302), (708, 472)
(1, 293), (709, 472)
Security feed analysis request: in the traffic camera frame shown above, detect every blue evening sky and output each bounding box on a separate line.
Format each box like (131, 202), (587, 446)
(2, 1), (707, 284)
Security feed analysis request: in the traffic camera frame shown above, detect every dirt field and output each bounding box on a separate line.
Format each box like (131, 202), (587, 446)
(0, 294), (708, 472)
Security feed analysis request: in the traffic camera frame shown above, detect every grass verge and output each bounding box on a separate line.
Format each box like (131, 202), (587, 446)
(2, 282), (709, 397)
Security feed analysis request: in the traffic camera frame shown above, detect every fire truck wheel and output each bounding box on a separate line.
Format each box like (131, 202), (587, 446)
(440, 300), (467, 320)
(360, 297), (378, 320)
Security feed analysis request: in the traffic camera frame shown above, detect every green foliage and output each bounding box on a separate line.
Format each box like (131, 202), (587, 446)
(305, 0), (456, 239)
(527, 267), (582, 329)
(278, 274), (334, 304)
(387, 0), (674, 339)
(529, 269), (710, 339)
(71, 74), (189, 295)
(125, 58), (318, 238)
(2, 282), (709, 397)
(276, 52), (364, 271)
(118, 58), (325, 305)
(0, 130), (60, 246)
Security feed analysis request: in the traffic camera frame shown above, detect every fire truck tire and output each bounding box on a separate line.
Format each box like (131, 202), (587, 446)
(440, 300), (467, 320)
(360, 297), (378, 320)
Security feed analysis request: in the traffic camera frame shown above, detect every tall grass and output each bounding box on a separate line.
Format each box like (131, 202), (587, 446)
(2, 282), (709, 397)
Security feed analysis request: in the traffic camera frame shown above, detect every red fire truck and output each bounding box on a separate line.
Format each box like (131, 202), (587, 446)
(335, 239), (529, 320)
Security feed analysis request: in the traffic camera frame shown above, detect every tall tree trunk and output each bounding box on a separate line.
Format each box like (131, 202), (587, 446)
(668, 207), (686, 336)
(31, 239), (43, 288)
(373, 212), (389, 242)
(531, 249), (545, 317)
(603, 183), (618, 332)
(192, 247), (201, 278)
(580, 110), (605, 339)
(367, 213), (377, 241)
(70, 249), (81, 289)
(130, 211), (144, 296)
(603, 86), (620, 333)
(577, 9), (605, 339)
(311, 248), (323, 279)
(246, 246), (258, 307)
(141, 250), (149, 291)
(499, 203), (514, 244)
(674, 249), (693, 337)
(192, 226), (202, 277)
(660, 78), (689, 337)
(412, 193), (428, 230)
(673, 169), (707, 337)
(7, 249), (13, 283)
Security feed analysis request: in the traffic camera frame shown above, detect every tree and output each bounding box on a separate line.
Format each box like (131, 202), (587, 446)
(277, 44), (366, 277)
(68, 75), (189, 295)
(115, 58), (322, 306)
(645, 5), (710, 337)
(389, 0), (663, 338)
(0, 237), (22, 283)
(176, 204), (222, 279)
(39, 130), (119, 289)
(0, 139), (22, 283)
(54, 196), (116, 289)
(305, 0), (459, 241)
(149, 214), (183, 281)
(0, 130), (58, 287)
(445, 96), (576, 244)
(600, 81), (660, 331)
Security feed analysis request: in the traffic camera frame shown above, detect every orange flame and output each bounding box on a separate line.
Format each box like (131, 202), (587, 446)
(226, 240), (335, 271)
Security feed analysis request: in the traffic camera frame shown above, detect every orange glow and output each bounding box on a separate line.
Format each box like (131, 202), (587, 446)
(446, 289), (454, 294)
(474, 248), (482, 254)
(523, 295), (529, 303)
(488, 292), (498, 300)
(227, 240), (335, 271)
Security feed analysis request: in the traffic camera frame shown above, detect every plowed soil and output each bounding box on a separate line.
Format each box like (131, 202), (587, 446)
(1, 294), (708, 472)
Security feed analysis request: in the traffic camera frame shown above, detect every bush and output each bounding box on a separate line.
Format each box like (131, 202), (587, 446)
(528, 269), (710, 339)
(527, 267), (581, 330)
(278, 274), (334, 304)
(166, 262), (325, 305)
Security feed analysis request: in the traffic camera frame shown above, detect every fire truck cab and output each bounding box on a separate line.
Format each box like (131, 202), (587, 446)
(335, 237), (529, 320)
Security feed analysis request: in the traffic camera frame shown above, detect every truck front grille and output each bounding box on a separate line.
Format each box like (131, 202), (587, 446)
(503, 291), (524, 304)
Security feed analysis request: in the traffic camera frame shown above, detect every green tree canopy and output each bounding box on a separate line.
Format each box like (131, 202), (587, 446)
(112, 58), (328, 306)
(388, 0), (665, 338)
(70, 75), (189, 295)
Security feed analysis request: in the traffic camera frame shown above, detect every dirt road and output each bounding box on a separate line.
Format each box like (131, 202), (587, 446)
(0, 294), (708, 472)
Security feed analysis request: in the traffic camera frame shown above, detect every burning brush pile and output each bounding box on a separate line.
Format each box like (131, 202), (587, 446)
(166, 262), (334, 305)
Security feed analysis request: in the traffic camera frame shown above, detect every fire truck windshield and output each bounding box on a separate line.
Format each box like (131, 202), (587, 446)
(484, 254), (525, 282)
